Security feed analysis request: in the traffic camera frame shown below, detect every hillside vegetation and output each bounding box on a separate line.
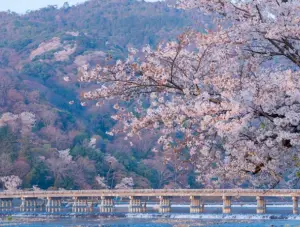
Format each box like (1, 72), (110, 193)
(0, 0), (202, 190)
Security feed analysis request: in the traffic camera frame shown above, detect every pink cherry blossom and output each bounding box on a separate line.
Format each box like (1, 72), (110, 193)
(79, 0), (300, 188)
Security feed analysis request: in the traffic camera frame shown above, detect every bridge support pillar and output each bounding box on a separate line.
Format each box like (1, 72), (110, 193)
(20, 198), (38, 212)
(46, 197), (62, 213)
(190, 196), (203, 213)
(293, 196), (298, 214)
(72, 197), (89, 213)
(222, 196), (232, 214)
(100, 196), (114, 213)
(129, 196), (145, 213)
(159, 196), (171, 213)
(256, 196), (266, 214)
(0, 199), (13, 211)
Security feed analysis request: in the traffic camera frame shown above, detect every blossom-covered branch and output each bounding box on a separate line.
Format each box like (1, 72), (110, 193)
(79, 0), (300, 188)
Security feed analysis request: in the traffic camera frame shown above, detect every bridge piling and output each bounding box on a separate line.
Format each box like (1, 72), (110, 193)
(190, 196), (203, 213)
(72, 197), (89, 213)
(293, 196), (298, 214)
(20, 197), (38, 212)
(0, 199), (13, 211)
(256, 196), (266, 214)
(46, 197), (62, 213)
(159, 196), (171, 213)
(222, 196), (232, 214)
(129, 196), (144, 213)
(100, 196), (114, 213)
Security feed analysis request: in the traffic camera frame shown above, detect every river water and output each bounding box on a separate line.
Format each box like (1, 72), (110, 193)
(4, 218), (300, 227)
(2, 203), (300, 227)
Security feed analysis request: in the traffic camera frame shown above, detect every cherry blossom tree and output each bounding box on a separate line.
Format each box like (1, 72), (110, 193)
(115, 177), (134, 189)
(0, 112), (36, 136)
(178, 0), (300, 67)
(46, 149), (74, 187)
(95, 176), (109, 189)
(0, 175), (22, 191)
(79, 0), (300, 188)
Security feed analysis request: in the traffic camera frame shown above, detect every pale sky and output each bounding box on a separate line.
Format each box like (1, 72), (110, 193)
(0, 0), (160, 14)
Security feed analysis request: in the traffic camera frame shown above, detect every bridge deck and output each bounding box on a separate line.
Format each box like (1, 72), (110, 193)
(1, 189), (300, 199)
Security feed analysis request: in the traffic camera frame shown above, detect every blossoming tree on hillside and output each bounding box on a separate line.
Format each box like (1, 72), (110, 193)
(0, 175), (22, 191)
(115, 177), (134, 189)
(79, 0), (300, 188)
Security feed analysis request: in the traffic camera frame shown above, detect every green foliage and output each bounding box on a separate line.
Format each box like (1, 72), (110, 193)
(32, 121), (46, 132)
(70, 144), (109, 177)
(0, 126), (17, 161)
(76, 36), (98, 49)
(0, 40), (8, 48)
(56, 110), (76, 131)
(91, 114), (116, 140)
(188, 172), (203, 189)
(114, 151), (158, 188)
(22, 61), (56, 81)
(135, 163), (159, 188)
(72, 133), (89, 146)
(9, 38), (32, 51)
(70, 145), (105, 163)
(7, 216), (13, 221)
(25, 161), (54, 189)
(70, 145), (91, 157)
(0, 50), (9, 66)
(54, 175), (74, 189)
(115, 152), (137, 172)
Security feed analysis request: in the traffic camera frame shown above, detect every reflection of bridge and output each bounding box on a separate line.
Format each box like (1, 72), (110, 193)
(0, 189), (300, 214)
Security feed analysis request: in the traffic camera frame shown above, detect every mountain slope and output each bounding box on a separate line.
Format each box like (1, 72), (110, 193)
(0, 0), (201, 190)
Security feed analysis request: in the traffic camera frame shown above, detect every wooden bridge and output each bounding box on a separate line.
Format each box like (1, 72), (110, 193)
(0, 189), (300, 214)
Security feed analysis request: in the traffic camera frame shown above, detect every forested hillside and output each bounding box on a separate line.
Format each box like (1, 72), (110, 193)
(0, 0), (202, 190)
